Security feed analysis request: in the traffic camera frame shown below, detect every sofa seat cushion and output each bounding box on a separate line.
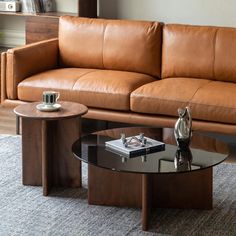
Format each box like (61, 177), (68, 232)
(18, 68), (96, 101)
(190, 81), (236, 124)
(130, 78), (211, 116)
(18, 68), (155, 111)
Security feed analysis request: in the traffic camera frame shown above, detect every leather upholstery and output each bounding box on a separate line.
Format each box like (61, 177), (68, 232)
(4, 17), (236, 135)
(72, 70), (155, 110)
(59, 16), (162, 77)
(162, 24), (217, 80)
(215, 28), (236, 82)
(18, 68), (155, 110)
(6, 38), (58, 100)
(132, 75), (236, 124)
(59, 17), (104, 69)
(18, 68), (95, 101)
(162, 24), (236, 83)
(131, 78), (210, 116)
(190, 81), (236, 124)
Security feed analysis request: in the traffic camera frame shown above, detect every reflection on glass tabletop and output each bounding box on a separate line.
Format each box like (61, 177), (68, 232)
(72, 127), (232, 174)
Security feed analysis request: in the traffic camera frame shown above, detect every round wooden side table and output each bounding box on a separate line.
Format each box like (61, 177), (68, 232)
(14, 101), (88, 196)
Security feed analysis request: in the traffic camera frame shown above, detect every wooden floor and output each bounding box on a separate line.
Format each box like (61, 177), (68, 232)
(0, 105), (235, 163)
(0, 106), (16, 135)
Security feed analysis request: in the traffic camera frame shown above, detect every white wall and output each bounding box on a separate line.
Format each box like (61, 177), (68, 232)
(99, 0), (236, 27)
(0, 16), (25, 47)
(55, 0), (78, 13)
(1, 0), (236, 47)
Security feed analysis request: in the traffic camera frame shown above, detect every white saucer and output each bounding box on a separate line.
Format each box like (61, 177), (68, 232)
(36, 103), (61, 112)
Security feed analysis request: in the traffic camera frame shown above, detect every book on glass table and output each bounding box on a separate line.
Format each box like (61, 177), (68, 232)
(105, 135), (165, 158)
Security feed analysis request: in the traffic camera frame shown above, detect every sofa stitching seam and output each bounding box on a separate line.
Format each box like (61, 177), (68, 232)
(130, 95), (189, 103)
(189, 101), (236, 110)
(12, 53), (16, 99)
(132, 80), (234, 109)
(71, 69), (98, 90)
(212, 29), (218, 80)
(102, 22), (107, 69)
(188, 80), (213, 107)
(78, 90), (127, 96)
(131, 82), (236, 110)
(131, 80), (212, 104)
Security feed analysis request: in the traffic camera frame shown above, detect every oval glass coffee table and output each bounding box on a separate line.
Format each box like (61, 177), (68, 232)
(72, 127), (230, 231)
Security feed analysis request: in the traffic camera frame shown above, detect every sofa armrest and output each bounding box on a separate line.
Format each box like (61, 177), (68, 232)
(5, 38), (59, 100)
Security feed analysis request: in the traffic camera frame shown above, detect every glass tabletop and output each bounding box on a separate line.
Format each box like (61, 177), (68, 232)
(72, 127), (230, 174)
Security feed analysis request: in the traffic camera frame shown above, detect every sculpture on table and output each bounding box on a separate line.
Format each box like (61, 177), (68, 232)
(174, 106), (193, 171)
(174, 147), (193, 171)
(121, 133), (147, 148)
(174, 106), (192, 150)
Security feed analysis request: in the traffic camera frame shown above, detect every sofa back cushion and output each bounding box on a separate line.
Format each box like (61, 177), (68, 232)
(59, 16), (162, 77)
(214, 28), (236, 82)
(162, 24), (236, 82)
(162, 24), (216, 80)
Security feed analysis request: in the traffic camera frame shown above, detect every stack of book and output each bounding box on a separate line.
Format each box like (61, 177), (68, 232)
(105, 135), (165, 158)
(21, 0), (54, 13)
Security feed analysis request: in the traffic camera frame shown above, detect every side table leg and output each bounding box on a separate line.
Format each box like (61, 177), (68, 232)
(42, 120), (51, 196)
(16, 115), (20, 135)
(142, 174), (150, 231)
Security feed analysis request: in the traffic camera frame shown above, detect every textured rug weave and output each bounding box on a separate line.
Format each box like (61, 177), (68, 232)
(0, 135), (236, 236)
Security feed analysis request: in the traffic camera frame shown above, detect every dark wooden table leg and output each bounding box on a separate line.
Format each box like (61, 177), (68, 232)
(42, 120), (51, 196)
(50, 117), (81, 188)
(142, 174), (150, 231)
(16, 115), (20, 135)
(22, 118), (42, 186)
(152, 168), (213, 209)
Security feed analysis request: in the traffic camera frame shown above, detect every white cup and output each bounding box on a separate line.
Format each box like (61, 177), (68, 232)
(42, 91), (60, 106)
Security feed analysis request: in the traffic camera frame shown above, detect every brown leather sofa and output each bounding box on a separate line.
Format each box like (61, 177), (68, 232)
(2, 16), (236, 135)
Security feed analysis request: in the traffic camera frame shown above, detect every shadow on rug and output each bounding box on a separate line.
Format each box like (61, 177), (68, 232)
(0, 135), (235, 236)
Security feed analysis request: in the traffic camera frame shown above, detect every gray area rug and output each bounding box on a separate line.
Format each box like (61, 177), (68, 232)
(0, 135), (235, 236)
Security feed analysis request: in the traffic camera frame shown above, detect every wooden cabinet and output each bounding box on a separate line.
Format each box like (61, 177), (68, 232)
(0, 0), (97, 44)
(25, 15), (61, 44)
(77, 0), (97, 18)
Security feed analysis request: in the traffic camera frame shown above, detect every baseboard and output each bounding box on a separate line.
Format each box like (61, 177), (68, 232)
(0, 29), (25, 48)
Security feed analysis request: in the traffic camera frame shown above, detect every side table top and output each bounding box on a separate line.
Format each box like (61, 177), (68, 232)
(14, 101), (88, 120)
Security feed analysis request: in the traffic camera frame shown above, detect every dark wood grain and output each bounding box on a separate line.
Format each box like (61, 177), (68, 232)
(22, 118), (42, 186)
(50, 117), (82, 187)
(88, 165), (142, 207)
(88, 165), (213, 231)
(78, 0), (97, 17)
(26, 16), (59, 44)
(16, 116), (20, 134)
(21, 117), (82, 193)
(14, 101), (88, 120)
(152, 168), (213, 209)
(142, 174), (149, 231)
(42, 120), (50, 196)
(17, 102), (85, 195)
